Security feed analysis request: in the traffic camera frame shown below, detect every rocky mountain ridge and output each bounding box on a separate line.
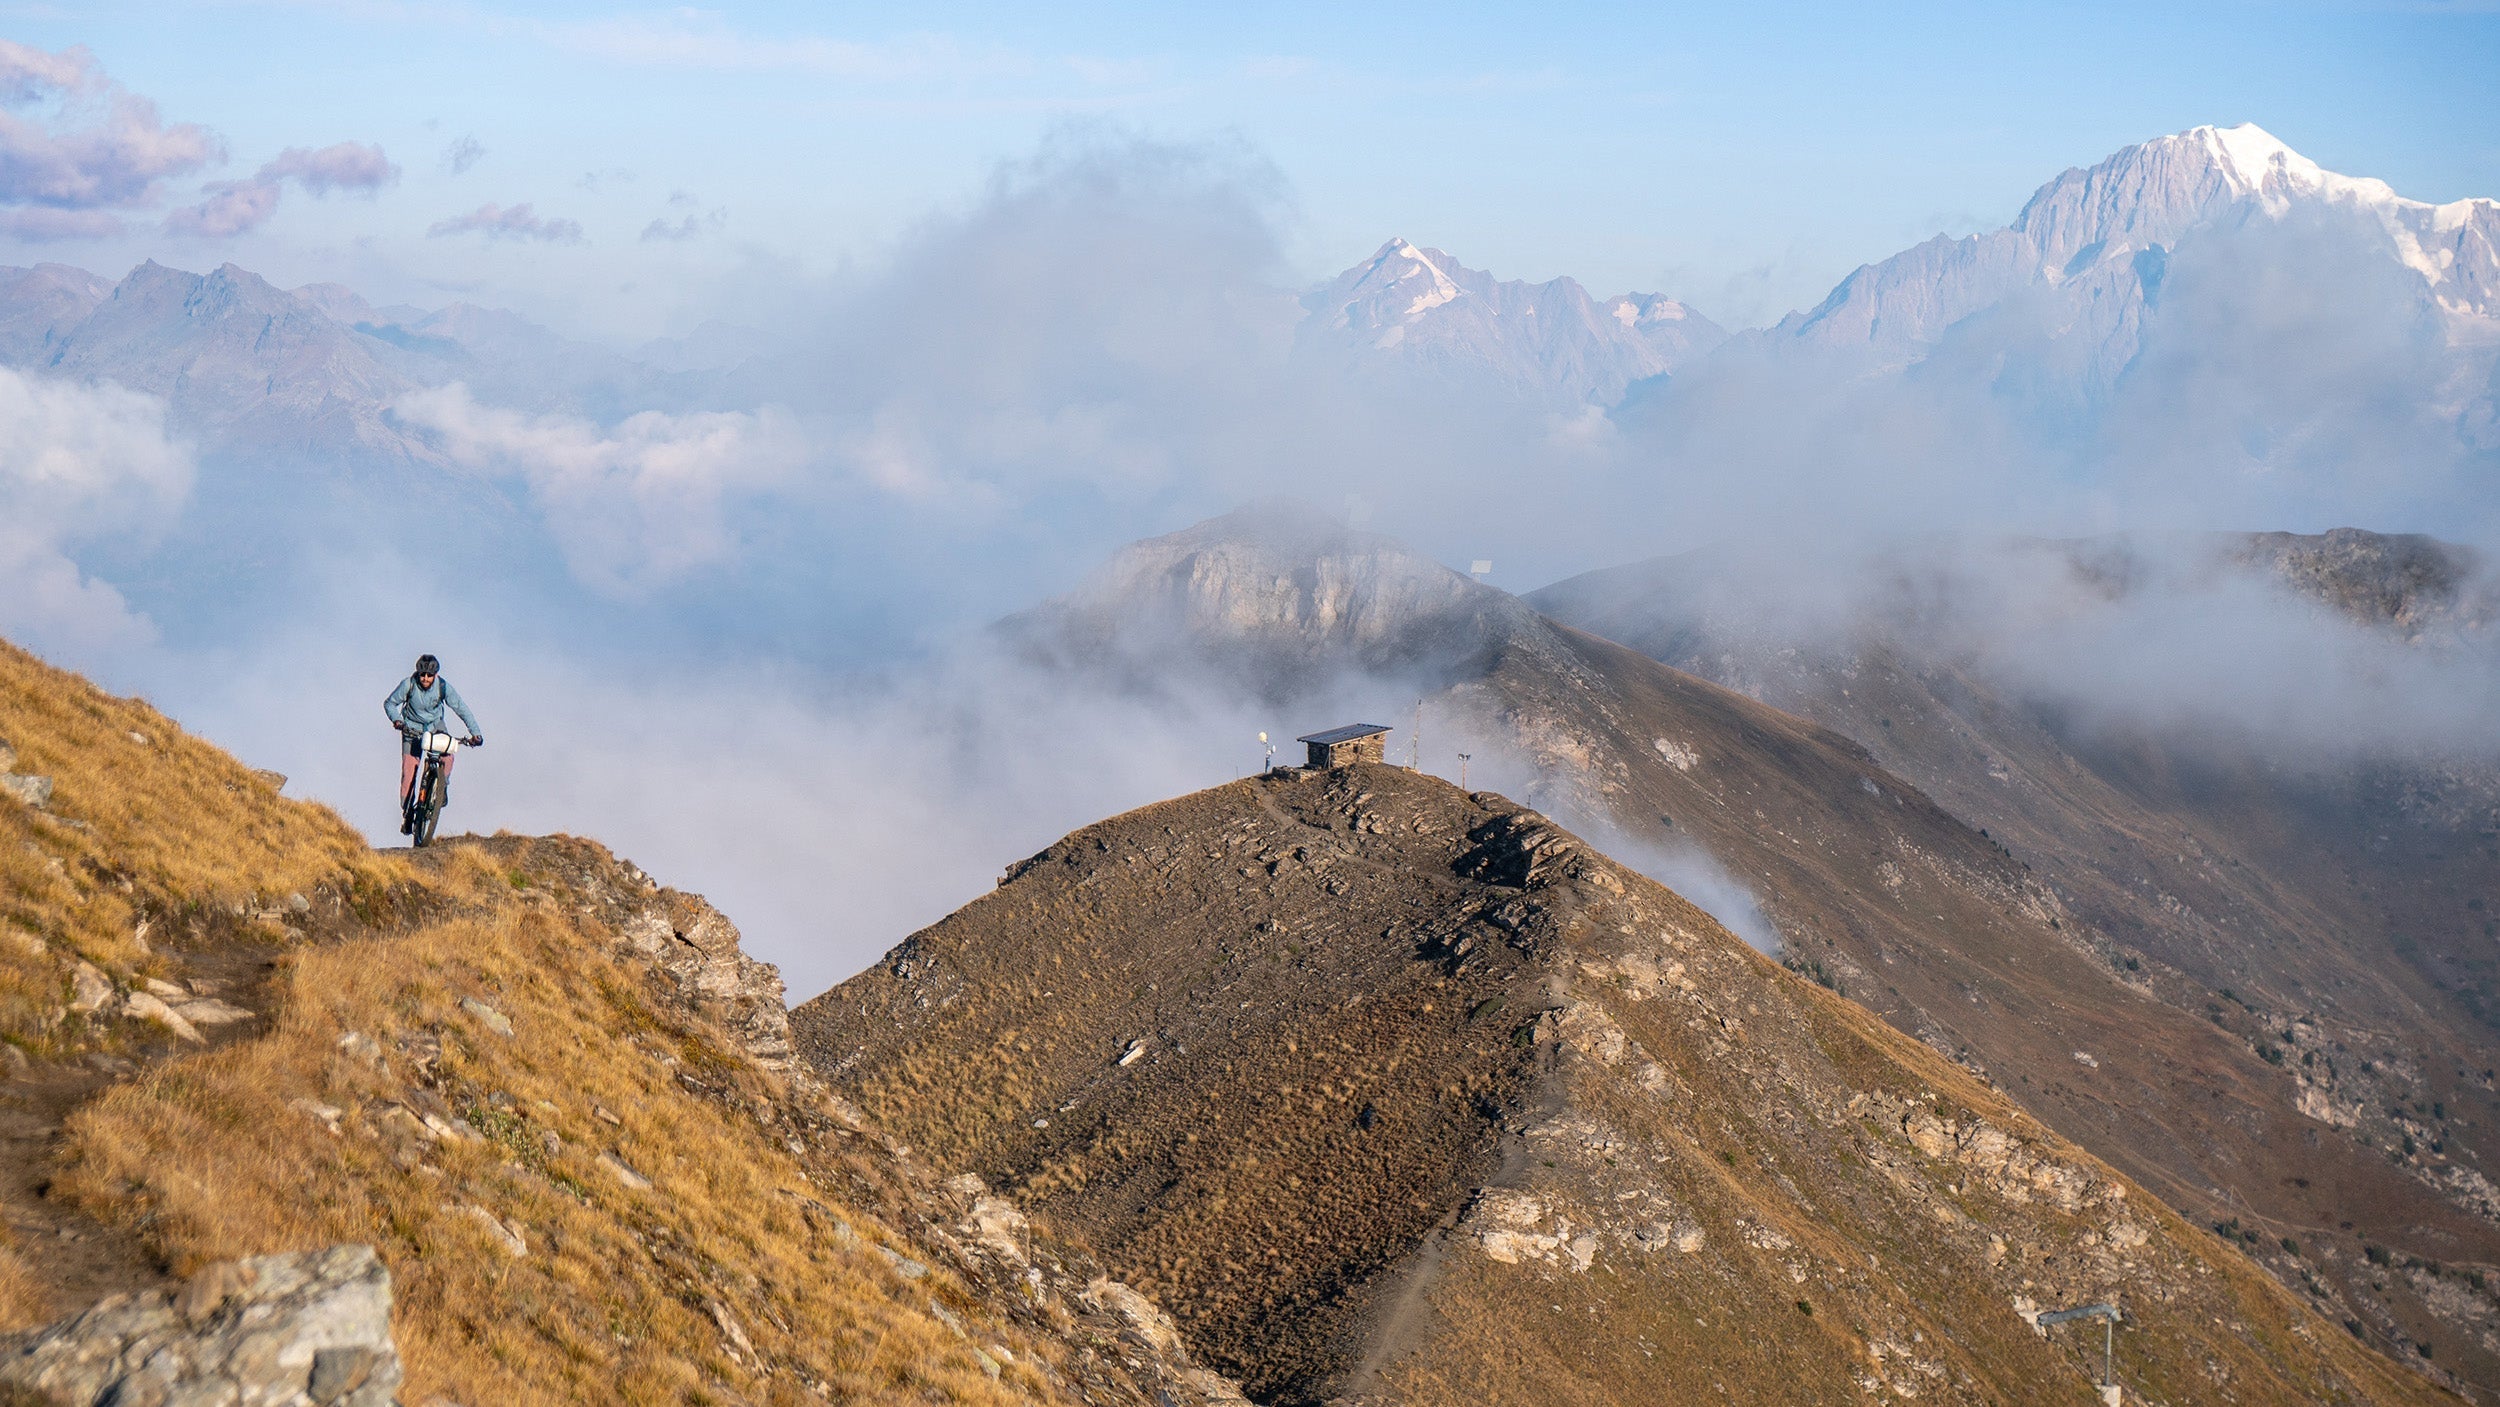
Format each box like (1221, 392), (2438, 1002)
(1770, 122), (2500, 379)
(1532, 525), (2500, 1395)
(1300, 238), (1727, 405)
(1016, 507), (2500, 1397)
(0, 259), (701, 467)
(796, 760), (2445, 1405)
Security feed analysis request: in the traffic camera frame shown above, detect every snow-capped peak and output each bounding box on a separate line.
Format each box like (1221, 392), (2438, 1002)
(1378, 238), (1461, 318)
(2152, 122), (2405, 212)
(2196, 123), (2317, 196)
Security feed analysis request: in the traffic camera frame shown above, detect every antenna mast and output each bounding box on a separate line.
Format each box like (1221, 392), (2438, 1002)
(1411, 699), (1422, 769)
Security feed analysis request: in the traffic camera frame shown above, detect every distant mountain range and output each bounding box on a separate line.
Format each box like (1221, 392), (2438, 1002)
(3, 122), (2482, 468)
(1298, 238), (1728, 406)
(0, 259), (708, 467)
(1774, 123), (2498, 376)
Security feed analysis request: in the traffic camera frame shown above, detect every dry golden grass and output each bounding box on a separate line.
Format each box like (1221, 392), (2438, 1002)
(0, 1236), (44, 1331)
(57, 843), (1054, 1405)
(0, 638), (404, 1059)
(0, 642), (1086, 1403)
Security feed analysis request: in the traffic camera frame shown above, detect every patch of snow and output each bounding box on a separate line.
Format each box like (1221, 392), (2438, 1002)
(2432, 197), (2498, 234)
(1389, 239), (1460, 318)
(2162, 124), (2494, 294)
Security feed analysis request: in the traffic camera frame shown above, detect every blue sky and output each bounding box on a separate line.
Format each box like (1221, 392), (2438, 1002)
(4, 1), (2495, 335)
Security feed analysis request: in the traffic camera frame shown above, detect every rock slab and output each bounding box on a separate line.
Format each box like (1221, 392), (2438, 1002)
(0, 1244), (402, 1406)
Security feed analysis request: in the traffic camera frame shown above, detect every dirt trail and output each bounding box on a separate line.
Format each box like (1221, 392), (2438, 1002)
(0, 933), (289, 1320)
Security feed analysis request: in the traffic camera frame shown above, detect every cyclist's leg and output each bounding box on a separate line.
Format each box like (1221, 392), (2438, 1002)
(437, 748), (454, 808)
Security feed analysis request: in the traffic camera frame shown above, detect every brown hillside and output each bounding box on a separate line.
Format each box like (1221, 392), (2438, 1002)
(1012, 508), (2497, 1394)
(796, 761), (2444, 1406)
(1531, 532), (2500, 1393)
(0, 635), (1246, 1405)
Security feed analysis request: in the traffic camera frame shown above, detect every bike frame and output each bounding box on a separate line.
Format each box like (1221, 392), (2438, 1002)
(404, 728), (471, 847)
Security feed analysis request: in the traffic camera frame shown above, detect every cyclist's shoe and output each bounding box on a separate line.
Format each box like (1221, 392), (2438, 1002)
(399, 814), (413, 836)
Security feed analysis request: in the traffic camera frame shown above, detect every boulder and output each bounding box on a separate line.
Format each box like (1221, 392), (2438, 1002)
(68, 964), (116, 1017)
(0, 774), (51, 808)
(123, 991), (205, 1045)
(0, 1243), (402, 1406)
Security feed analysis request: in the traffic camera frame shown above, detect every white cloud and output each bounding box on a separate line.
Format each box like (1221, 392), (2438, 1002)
(0, 40), (220, 227)
(0, 367), (192, 652)
(388, 384), (808, 594)
(166, 140), (397, 238)
(426, 201), (583, 243)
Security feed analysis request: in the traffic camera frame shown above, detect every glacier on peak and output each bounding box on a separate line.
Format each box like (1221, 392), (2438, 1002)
(1783, 120), (2500, 368)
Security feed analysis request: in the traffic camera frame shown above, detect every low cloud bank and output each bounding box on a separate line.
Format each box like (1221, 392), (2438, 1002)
(0, 368), (189, 654)
(391, 385), (808, 595)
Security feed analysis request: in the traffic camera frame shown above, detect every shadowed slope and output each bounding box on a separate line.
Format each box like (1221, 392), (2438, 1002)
(1533, 532), (2500, 1390)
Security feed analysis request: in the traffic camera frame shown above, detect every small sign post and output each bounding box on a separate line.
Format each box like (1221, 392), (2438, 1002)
(2036, 1303), (2121, 1403)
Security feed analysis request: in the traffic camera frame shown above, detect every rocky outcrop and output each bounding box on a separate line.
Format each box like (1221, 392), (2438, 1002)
(615, 889), (792, 1074)
(2230, 527), (2493, 640)
(0, 732), (50, 810)
(0, 1244), (400, 1406)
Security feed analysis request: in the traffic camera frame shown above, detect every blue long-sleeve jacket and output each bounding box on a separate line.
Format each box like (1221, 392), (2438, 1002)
(385, 675), (480, 738)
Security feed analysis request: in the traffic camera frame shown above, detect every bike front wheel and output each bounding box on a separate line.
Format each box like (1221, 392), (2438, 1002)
(413, 765), (443, 847)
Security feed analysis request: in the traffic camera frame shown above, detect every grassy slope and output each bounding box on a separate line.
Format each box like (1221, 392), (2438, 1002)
(0, 638), (1208, 1406)
(799, 762), (2454, 1405)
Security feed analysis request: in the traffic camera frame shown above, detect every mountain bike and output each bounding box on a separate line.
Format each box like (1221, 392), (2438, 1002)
(403, 729), (477, 848)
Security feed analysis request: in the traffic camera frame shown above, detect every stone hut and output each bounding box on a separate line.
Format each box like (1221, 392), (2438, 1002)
(1298, 724), (1391, 769)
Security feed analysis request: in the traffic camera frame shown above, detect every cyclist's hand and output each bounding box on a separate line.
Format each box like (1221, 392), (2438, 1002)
(467, 735), (485, 747)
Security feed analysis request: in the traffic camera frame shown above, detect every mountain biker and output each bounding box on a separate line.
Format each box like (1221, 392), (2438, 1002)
(385, 653), (483, 835)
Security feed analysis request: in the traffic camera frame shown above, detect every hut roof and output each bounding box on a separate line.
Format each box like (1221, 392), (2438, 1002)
(1297, 724), (1392, 746)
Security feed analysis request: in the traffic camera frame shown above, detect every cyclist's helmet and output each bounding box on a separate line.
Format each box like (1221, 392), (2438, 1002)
(414, 654), (441, 677)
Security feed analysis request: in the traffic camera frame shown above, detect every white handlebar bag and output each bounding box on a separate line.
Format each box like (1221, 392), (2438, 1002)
(425, 730), (457, 756)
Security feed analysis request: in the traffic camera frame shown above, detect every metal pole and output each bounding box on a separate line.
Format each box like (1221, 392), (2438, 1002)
(1458, 753), (1471, 789)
